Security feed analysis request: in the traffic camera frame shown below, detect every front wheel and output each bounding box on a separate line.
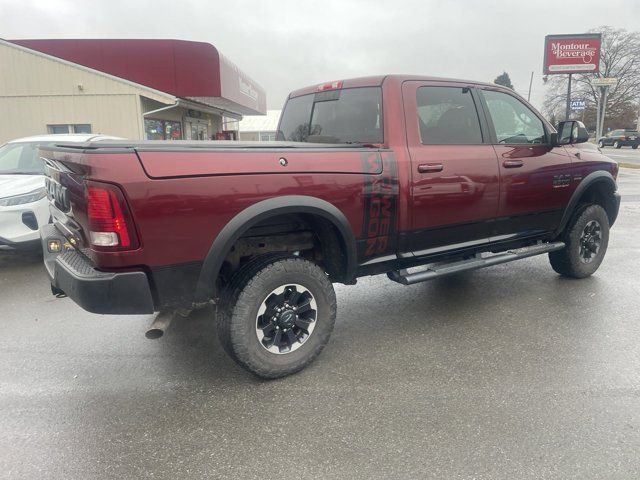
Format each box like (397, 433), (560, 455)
(598, 140), (605, 148)
(633, 144), (638, 150)
(217, 256), (337, 379)
(549, 204), (610, 278)
(614, 140), (622, 149)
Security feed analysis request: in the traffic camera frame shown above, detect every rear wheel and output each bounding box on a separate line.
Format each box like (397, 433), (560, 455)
(549, 204), (609, 278)
(216, 256), (337, 379)
(633, 144), (638, 149)
(614, 140), (622, 149)
(598, 140), (605, 148)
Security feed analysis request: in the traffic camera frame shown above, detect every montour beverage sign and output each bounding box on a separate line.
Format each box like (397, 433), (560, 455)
(544, 33), (601, 74)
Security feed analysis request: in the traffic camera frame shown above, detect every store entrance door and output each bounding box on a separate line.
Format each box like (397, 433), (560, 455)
(190, 123), (208, 140)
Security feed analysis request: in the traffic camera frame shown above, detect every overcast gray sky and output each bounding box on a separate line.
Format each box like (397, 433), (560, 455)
(1, 0), (639, 111)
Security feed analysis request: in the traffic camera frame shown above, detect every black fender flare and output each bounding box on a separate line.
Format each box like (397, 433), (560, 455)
(554, 170), (618, 237)
(194, 195), (358, 303)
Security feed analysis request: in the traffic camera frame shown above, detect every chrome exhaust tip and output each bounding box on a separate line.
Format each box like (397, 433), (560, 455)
(145, 311), (174, 339)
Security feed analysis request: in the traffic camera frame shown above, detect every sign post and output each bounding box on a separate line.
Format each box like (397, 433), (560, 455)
(544, 33), (602, 121)
(592, 77), (618, 139)
(564, 74), (572, 121)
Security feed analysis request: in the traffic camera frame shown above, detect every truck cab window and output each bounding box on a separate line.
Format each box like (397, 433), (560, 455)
(277, 87), (383, 144)
(482, 90), (546, 145)
(416, 86), (483, 145)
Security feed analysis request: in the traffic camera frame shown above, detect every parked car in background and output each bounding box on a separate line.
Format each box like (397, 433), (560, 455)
(0, 134), (120, 250)
(597, 129), (639, 149)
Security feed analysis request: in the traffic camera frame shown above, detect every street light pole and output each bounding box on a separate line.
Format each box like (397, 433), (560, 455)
(527, 71), (534, 102)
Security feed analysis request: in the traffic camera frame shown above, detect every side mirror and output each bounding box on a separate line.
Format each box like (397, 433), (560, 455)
(556, 120), (589, 145)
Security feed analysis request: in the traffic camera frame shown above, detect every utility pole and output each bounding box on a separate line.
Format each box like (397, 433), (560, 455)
(564, 73), (572, 121)
(527, 71), (534, 102)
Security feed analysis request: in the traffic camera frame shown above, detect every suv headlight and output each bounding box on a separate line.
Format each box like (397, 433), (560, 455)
(0, 188), (47, 207)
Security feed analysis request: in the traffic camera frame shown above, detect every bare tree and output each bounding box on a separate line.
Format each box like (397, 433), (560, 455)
(543, 26), (640, 131)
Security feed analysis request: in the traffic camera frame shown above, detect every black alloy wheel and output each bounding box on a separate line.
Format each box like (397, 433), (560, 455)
(578, 220), (602, 264)
(255, 283), (318, 354)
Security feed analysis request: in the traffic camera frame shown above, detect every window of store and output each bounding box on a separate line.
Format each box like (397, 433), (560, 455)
(144, 119), (183, 140)
(47, 124), (92, 134)
(259, 132), (276, 142)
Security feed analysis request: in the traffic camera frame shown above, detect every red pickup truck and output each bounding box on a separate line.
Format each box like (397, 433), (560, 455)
(40, 75), (620, 378)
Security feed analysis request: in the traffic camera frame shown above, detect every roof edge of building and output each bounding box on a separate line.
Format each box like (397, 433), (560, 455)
(1, 38), (177, 104)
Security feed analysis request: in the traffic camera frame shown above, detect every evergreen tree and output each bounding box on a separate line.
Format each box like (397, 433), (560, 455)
(494, 72), (514, 89)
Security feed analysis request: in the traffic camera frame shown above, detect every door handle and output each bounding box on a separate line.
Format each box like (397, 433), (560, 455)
(502, 159), (524, 168)
(417, 163), (444, 173)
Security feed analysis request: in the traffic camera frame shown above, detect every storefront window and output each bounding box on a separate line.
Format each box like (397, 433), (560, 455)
(165, 121), (182, 140)
(145, 119), (182, 140)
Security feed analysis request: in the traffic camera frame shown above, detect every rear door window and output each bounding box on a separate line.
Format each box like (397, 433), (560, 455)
(416, 86), (483, 144)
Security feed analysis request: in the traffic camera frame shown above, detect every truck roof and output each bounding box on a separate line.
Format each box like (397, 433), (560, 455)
(288, 74), (496, 98)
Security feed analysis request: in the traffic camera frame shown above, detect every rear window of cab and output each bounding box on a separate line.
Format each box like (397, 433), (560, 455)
(277, 87), (383, 144)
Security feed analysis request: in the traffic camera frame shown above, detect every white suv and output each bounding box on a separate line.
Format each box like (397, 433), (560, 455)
(0, 134), (120, 250)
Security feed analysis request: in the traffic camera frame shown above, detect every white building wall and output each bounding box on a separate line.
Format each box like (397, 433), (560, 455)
(0, 95), (142, 142)
(0, 40), (174, 143)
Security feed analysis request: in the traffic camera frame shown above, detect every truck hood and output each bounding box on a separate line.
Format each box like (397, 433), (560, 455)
(0, 174), (45, 198)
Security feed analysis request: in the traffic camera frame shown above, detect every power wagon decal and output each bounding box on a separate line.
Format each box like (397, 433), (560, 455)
(359, 152), (398, 261)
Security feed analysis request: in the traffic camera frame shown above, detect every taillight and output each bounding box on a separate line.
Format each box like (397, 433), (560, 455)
(85, 181), (138, 250)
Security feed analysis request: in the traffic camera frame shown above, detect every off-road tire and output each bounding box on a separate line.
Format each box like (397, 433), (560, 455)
(216, 253), (290, 359)
(549, 204), (609, 278)
(216, 256), (337, 379)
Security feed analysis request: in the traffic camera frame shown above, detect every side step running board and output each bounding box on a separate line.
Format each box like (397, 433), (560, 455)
(388, 241), (565, 285)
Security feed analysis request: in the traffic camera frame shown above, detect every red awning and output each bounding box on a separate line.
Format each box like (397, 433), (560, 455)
(11, 39), (266, 116)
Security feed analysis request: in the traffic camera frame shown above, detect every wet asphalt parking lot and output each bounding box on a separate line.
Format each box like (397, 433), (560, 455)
(1, 165), (639, 479)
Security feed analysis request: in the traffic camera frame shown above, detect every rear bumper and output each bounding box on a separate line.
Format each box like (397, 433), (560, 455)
(40, 224), (155, 315)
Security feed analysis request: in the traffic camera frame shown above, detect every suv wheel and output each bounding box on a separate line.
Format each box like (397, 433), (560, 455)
(598, 140), (605, 148)
(614, 140), (622, 149)
(549, 204), (610, 278)
(217, 255), (337, 379)
(633, 144), (638, 149)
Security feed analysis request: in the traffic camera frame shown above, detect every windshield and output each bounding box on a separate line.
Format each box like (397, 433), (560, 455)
(0, 142), (46, 175)
(277, 86), (383, 144)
